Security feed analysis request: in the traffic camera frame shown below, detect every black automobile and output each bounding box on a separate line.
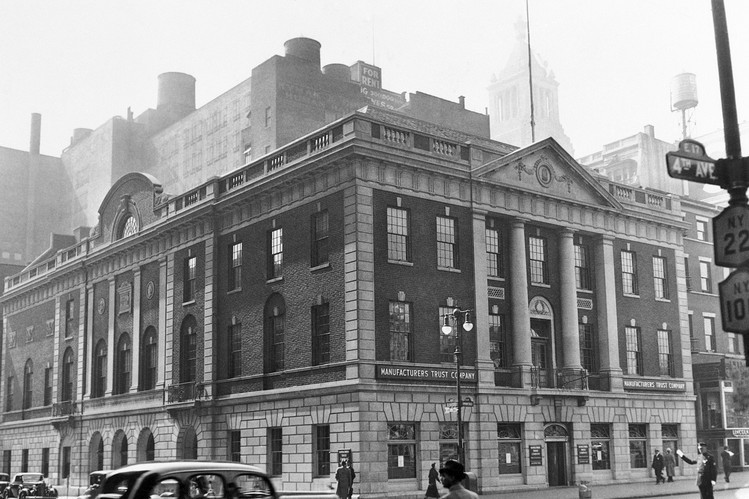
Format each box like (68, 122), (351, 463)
(5, 473), (57, 499)
(96, 461), (278, 499)
(0, 474), (10, 497)
(77, 471), (110, 499)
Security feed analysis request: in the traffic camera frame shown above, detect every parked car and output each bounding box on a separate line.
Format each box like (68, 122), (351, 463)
(5, 473), (57, 499)
(0, 474), (10, 497)
(95, 461), (336, 499)
(77, 471), (111, 499)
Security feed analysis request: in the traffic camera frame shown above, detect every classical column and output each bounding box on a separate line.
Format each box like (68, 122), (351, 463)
(594, 235), (623, 391)
(471, 212), (495, 386)
(130, 270), (141, 393)
(83, 286), (95, 400)
(510, 219), (531, 386)
(158, 257), (168, 389)
(106, 279), (116, 396)
(559, 229), (582, 371)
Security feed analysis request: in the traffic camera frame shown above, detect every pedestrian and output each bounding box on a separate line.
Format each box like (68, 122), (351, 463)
(678, 442), (717, 499)
(664, 448), (676, 482)
(438, 459), (478, 499)
(346, 461), (356, 499)
(721, 445), (734, 483)
(424, 463), (440, 498)
(651, 449), (665, 484)
(335, 459), (352, 499)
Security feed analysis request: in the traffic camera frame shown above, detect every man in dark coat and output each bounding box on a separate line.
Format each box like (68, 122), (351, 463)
(678, 442), (718, 499)
(334, 459), (352, 499)
(651, 449), (665, 484)
(721, 445), (733, 483)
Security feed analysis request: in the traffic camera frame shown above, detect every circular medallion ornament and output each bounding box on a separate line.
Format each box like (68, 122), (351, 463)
(536, 163), (553, 187)
(146, 280), (155, 300)
(97, 298), (106, 315)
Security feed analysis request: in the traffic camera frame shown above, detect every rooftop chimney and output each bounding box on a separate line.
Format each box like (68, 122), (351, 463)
(30, 113), (41, 155)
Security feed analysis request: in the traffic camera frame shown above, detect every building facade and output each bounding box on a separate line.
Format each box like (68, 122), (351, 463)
(1, 106), (697, 497)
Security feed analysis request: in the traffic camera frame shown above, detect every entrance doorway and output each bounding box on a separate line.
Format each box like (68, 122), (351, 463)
(547, 442), (568, 486)
(545, 423), (570, 486)
(531, 318), (551, 387)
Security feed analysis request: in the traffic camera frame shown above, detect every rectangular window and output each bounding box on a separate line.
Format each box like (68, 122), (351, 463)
(62, 446), (72, 478)
(6, 377), (13, 412)
(657, 329), (674, 376)
(699, 260), (712, 293)
(387, 423), (416, 479)
(314, 425), (331, 478)
(312, 303), (330, 366)
(529, 236), (548, 285)
(439, 422), (460, 465)
(653, 256), (668, 299)
(704, 316), (716, 352)
(65, 299), (75, 337)
(268, 228), (283, 279)
(685, 256), (692, 291)
(389, 301), (413, 361)
(269, 315), (285, 372)
(229, 430), (241, 463)
(629, 424), (647, 468)
(41, 448), (49, 477)
(591, 424), (611, 470)
(575, 243), (592, 290)
(21, 449), (28, 472)
(440, 306), (457, 363)
(436, 216), (458, 269)
(387, 207), (411, 262)
(497, 424), (522, 474)
(579, 323), (596, 373)
(2, 451), (9, 476)
(489, 313), (506, 368)
(268, 428), (282, 476)
(662, 424), (680, 469)
(696, 219), (707, 241)
(311, 211), (329, 267)
(229, 242), (242, 291)
(264, 106), (272, 127)
(184, 256), (196, 302)
(625, 326), (643, 375)
(486, 223), (504, 278)
(621, 250), (638, 295)
(228, 323), (242, 378)
(728, 333), (738, 354)
(44, 367), (52, 406)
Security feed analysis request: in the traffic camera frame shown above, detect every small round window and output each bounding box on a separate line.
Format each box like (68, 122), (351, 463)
(120, 215), (139, 238)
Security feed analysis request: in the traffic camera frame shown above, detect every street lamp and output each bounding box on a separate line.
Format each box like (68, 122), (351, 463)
(441, 308), (473, 465)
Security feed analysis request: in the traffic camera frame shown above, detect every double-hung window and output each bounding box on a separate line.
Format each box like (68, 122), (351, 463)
(529, 236), (548, 284)
(387, 207), (411, 262)
(621, 250), (638, 295)
(653, 256), (668, 299)
(436, 216), (458, 269)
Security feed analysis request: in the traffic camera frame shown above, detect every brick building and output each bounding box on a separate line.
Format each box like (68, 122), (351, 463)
(1, 104), (697, 497)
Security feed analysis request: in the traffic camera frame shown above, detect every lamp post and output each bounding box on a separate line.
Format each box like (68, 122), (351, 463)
(441, 308), (473, 465)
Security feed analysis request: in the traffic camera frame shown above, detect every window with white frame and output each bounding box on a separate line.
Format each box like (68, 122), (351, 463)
(575, 242), (592, 290)
(387, 207), (411, 262)
(621, 250), (638, 295)
(657, 329), (674, 376)
(704, 315), (716, 352)
(529, 236), (548, 284)
(653, 256), (668, 300)
(699, 259), (712, 293)
(486, 221), (504, 278)
(696, 218), (708, 241)
(436, 216), (458, 269)
(625, 326), (642, 375)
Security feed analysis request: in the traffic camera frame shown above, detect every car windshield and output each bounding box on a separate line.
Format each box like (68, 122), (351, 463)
(100, 472), (146, 498)
(19, 475), (43, 482)
(0, 475), (8, 481)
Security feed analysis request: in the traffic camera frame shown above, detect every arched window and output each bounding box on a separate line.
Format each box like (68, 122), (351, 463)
(89, 433), (104, 473)
(180, 316), (197, 383)
(140, 327), (158, 391)
(116, 334), (132, 394)
(61, 348), (75, 402)
(137, 428), (155, 462)
(118, 214), (139, 239)
(112, 430), (128, 468)
(22, 360), (33, 410)
(180, 427), (198, 460)
(264, 294), (286, 373)
(93, 340), (107, 398)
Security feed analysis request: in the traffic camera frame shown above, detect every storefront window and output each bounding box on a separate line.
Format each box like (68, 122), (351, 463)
(629, 424), (647, 468)
(662, 424), (679, 468)
(591, 424), (610, 470)
(387, 424), (416, 479)
(701, 392), (722, 429)
(497, 424), (522, 474)
(725, 392), (749, 428)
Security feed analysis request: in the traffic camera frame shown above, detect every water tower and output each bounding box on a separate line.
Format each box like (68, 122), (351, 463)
(670, 73), (698, 140)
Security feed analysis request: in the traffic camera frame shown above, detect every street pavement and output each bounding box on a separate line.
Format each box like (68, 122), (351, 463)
(481, 474), (749, 499)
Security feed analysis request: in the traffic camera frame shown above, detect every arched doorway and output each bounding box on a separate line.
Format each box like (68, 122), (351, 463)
(545, 423), (569, 486)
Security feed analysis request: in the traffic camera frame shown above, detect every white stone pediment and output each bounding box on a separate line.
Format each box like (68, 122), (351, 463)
(475, 138), (622, 210)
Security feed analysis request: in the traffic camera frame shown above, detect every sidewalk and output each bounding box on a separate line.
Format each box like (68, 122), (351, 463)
(480, 476), (748, 499)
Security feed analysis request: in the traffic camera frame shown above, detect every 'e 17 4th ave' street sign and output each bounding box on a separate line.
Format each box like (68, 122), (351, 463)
(665, 139), (720, 185)
(713, 204), (749, 267)
(719, 268), (749, 332)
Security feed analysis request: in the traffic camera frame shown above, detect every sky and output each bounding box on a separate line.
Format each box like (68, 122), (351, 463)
(1, 0), (748, 159)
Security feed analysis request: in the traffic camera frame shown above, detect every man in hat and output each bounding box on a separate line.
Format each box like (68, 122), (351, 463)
(677, 442), (717, 499)
(438, 460), (478, 499)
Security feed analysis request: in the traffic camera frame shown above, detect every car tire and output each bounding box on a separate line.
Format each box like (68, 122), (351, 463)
(18, 491), (25, 499)
(49, 490), (57, 498)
